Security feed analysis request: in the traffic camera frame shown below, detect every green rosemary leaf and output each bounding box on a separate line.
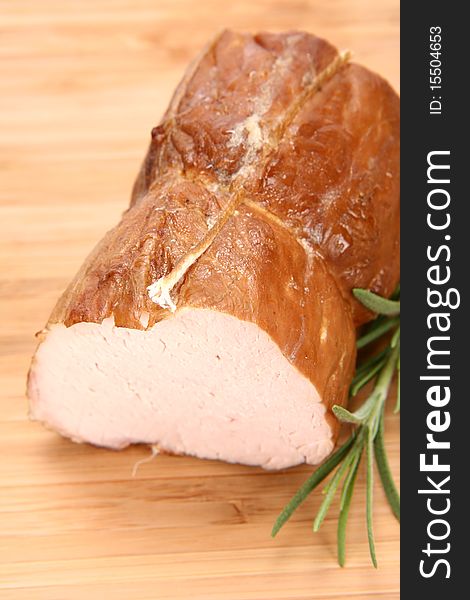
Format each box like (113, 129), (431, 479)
(394, 354), (401, 414)
(353, 288), (400, 316)
(391, 326), (400, 348)
(350, 390), (379, 422)
(332, 405), (364, 425)
(374, 413), (400, 521)
(271, 436), (355, 537)
(353, 348), (388, 381)
(366, 428), (378, 568)
(313, 449), (356, 532)
(357, 317), (399, 349)
(338, 451), (362, 567)
(334, 386), (382, 426)
(350, 356), (388, 397)
(368, 343), (400, 439)
(340, 442), (364, 511)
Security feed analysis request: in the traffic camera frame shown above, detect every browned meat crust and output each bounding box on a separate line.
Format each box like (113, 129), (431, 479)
(40, 30), (399, 440)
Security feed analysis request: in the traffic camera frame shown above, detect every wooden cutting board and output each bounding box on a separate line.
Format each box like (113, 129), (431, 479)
(0, 1), (399, 598)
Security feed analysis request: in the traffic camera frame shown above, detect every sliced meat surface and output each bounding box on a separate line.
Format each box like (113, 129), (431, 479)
(29, 309), (335, 469)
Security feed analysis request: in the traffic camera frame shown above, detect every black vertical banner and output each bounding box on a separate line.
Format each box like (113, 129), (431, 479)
(401, 3), (466, 597)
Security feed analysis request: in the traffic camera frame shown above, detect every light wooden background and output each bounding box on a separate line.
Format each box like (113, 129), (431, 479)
(0, 1), (400, 598)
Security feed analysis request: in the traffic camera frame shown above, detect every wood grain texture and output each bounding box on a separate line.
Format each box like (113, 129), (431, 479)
(0, 1), (400, 598)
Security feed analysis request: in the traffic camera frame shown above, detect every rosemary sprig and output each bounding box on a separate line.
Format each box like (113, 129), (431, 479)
(272, 287), (400, 567)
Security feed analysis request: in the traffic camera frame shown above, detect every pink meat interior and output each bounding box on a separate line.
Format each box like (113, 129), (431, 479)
(28, 308), (333, 469)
